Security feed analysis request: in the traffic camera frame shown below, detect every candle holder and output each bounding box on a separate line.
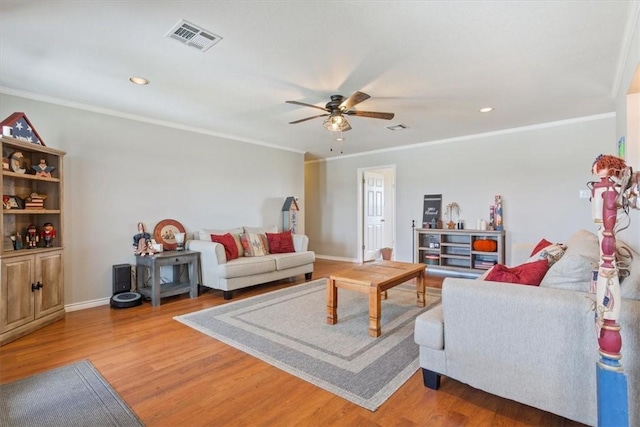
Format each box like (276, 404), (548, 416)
(174, 232), (185, 251)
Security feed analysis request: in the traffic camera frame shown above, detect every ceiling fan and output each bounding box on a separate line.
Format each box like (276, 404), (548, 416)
(286, 91), (394, 132)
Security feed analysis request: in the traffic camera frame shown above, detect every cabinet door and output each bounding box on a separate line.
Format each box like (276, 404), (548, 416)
(1, 255), (35, 332)
(35, 251), (64, 319)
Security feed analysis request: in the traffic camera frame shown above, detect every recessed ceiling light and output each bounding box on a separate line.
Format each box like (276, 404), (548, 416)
(129, 76), (149, 85)
(479, 107), (493, 113)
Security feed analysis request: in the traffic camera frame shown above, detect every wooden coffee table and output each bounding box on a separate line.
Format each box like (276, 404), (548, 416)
(326, 260), (426, 337)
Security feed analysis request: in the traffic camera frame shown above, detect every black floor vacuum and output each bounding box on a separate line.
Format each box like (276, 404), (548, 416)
(110, 264), (142, 309)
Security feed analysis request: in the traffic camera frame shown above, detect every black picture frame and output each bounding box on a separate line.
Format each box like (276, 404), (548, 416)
(422, 194), (442, 228)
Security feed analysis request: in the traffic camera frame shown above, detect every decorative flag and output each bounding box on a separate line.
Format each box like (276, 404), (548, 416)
(0, 112), (45, 146)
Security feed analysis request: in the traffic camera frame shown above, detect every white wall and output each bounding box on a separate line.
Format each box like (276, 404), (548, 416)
(615, 5), (640, 249)
(0, 94), (305, 306)
(306, 115), (618, 265)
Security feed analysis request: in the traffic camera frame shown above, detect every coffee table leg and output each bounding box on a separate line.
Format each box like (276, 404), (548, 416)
(369, 287), (381, 337)
(416, 270), (426, 307)
(327, 278), (338, 325)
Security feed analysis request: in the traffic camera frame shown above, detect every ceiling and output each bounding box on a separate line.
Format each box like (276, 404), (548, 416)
(0, 1), (637, 160)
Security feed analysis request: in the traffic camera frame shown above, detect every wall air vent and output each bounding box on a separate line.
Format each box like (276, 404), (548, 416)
(166, 19), (222, 52)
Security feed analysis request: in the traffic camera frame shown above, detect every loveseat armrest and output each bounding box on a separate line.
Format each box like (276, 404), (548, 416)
(292, 234), (309, 252)
(186, 239), (226, 288)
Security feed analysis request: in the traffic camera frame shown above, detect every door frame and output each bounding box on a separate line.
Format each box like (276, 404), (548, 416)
(357, 165), (396, 263)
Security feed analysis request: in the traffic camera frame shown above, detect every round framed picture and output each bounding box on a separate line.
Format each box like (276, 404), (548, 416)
(153, 219), (185, 251)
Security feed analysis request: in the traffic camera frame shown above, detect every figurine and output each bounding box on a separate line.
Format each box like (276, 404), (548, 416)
(31, 158), (55, 178)
(25, 224), (39, 248)
(40, 222), (56, 247)
(9, 151), (25, 174)
(133, 222), (156, 256)
(10, 232), (23, 250)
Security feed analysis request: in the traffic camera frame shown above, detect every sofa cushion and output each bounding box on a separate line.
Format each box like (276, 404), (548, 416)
(414, 304), (444, 350)
(413, 304), (444, 350)
(241, 232), (269, 257)
(210, 233), (239, 261)
(198, 228), (244, 256)
(266, 251), (315, 270)
(266, 230), (295, 254)
(218, 256), (276, 279)
(485, 259), (549, 286)
(540, 230), (599, 292)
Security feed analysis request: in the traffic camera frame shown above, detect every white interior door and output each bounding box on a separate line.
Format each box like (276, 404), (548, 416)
(363, 171), (385, 261)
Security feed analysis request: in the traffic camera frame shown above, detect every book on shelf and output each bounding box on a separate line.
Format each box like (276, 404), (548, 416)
(474, 260), (496, 270)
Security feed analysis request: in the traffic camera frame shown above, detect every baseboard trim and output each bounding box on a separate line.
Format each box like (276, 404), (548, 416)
(314, 254), (358, 263)
(65, 297), (111, 312)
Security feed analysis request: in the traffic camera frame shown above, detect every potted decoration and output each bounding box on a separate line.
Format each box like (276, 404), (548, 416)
(445, 202), (460, 229)
(380, 247), (393, 260)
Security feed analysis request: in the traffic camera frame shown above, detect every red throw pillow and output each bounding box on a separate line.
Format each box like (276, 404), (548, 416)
(530, 238), (553, 257)
(485, 259), (549, 286)
(210, 233), (239, 260)
(265, 230), (295, 254)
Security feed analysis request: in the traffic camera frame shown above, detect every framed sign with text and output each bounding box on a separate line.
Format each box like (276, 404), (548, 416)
(422, 194), (442, 227)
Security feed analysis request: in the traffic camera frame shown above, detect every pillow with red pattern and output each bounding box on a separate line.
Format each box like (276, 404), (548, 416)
(265, 230), (295, 254)
(530, 239), (553, 256)
(211, 233), (239, 261)
(240, 232), (269, 257)
(485, 259), (550, 286)
(528, 238), (566, 267)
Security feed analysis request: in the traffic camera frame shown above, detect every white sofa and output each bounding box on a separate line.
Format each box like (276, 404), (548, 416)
(186, 227), (315, 299)
(414, 230), (640, 426)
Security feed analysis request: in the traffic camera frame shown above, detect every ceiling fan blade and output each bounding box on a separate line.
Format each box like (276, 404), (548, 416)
(286, 100), (329, 112)
(339, 91), (370, 111)
(289, 113), (329, 124)
(345, 110), (395, 120)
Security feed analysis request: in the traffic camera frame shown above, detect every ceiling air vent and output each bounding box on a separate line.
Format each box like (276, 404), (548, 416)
(386, 124), (408, 131)
(166, 20), (222, 52)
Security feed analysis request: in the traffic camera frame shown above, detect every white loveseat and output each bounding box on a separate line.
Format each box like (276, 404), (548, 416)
(414, 230), (640, 426)
(186, 227), (315, 299)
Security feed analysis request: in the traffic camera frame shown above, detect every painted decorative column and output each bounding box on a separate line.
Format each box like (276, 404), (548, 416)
(590, 155), (630, 427)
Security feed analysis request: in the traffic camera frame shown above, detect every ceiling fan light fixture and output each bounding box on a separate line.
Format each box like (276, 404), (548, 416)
(323, 115), (350, 132)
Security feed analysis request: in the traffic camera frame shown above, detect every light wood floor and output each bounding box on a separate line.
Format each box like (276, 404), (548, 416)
(1, 259), (583, 427)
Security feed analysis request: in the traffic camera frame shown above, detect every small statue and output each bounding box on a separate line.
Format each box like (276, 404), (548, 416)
(25, 224), (39, 249)
(31, 158), (55, 178)
(10, 232), (23, 250)
(133, 222), (157, 256)
(40, 222), (56, 247)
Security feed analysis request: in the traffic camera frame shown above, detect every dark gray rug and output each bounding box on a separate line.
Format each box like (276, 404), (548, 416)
(174, 279), (441, 411)
(0, 360), (143, 427)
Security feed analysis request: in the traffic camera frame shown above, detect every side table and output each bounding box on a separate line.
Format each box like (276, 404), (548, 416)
(135, 250), (200, 306)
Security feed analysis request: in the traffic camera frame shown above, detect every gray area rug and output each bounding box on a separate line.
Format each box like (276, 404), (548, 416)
(174, 279), (441, 411)
(0, 360), (143, 427)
